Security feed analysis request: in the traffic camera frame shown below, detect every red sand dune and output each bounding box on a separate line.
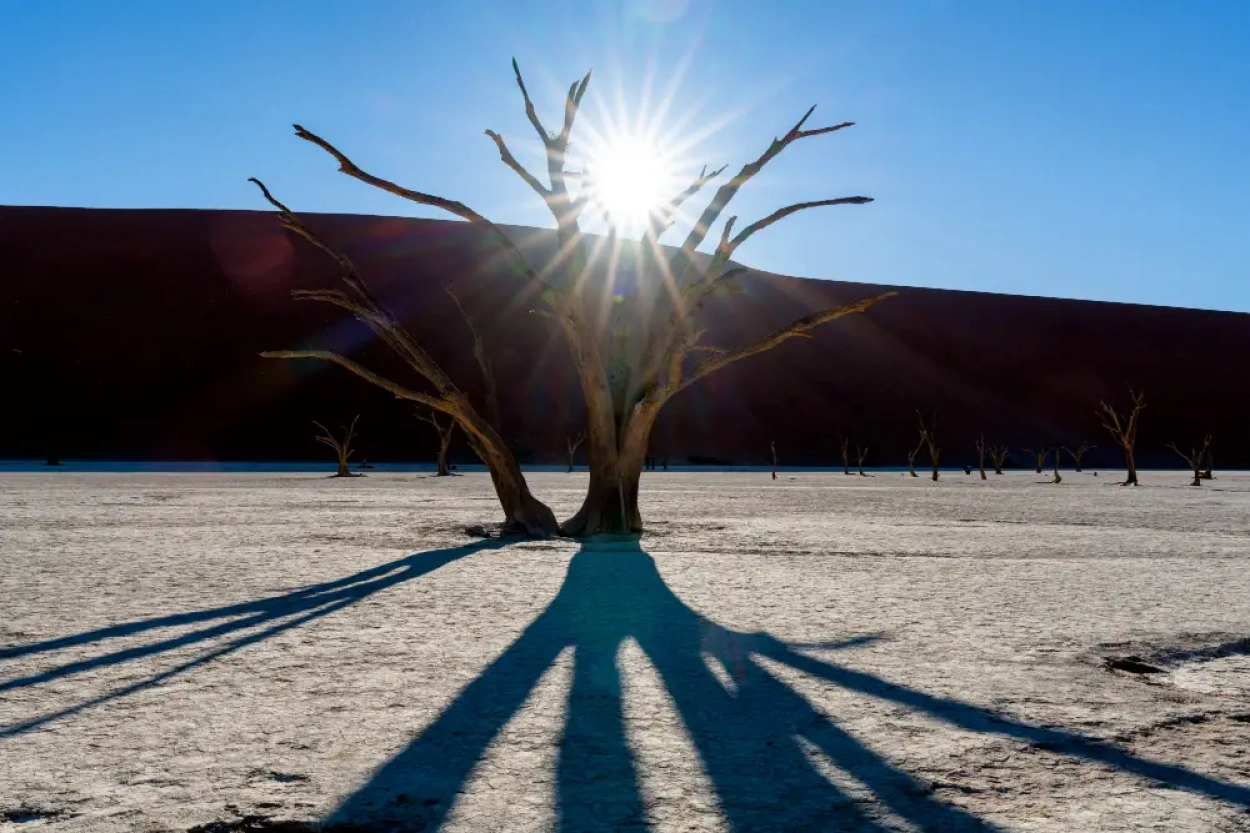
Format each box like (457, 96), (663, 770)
(2, 205), (1247, 469)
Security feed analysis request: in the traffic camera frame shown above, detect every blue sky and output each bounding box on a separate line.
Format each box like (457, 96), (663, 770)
(2, 0), (1247, 311)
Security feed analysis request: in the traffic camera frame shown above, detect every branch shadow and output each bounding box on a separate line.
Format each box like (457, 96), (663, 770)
(0, 540), (505, 737)
(328, 539), (1250, 832)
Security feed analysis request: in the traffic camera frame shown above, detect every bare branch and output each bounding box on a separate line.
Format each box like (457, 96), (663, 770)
(670, 107), (856, 281)
(648, 164), (728, 240)
(727, 197), (873, 255)
(663, 291), (895, 398)
(289, 126), (557, 301)
(261, 350), (448, 412)
(484, 130), (551, 199)
(444, 281), (502, 430)
(511, 57), (552, 143)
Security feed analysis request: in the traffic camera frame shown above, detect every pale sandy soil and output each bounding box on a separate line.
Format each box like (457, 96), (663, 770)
(1, 470), (1248, 832)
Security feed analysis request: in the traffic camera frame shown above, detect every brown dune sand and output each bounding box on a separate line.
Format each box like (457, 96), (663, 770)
(2, 471), (1249, 831)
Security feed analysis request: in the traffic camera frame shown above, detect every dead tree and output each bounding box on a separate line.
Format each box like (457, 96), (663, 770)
(250, 181), (557, 535)
(905, 437), (923, 478)
(1168, 435), (1212, 487)
(917, 412), (940, 482)
(1023, 446), (1050, 474)
(973, 435), (988, 480)
(855, 445), (870, 476)
(1201, 447), (1214, 480)
(839, 434), (851, 476)
(1097, 387), (1146, 486)
(770, 439), (778, 481)
(278, 60), (894, 535)
(1064, 442), (1095, 473)
(416, 410), (457, 476)
(1050, 449), (1063, 484)
(566, 432), (586, 473)
(989, 444), (1009, 475)
(313, 416), (362, 478)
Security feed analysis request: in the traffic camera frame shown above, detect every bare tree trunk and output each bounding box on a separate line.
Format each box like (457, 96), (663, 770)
(314, 417), (363, 478)
(974, 436), (987, 480)
(906, 444), (920, 478)
(839, 436), (850, 476)
(856, 446), (869, 476)
(1051, 451), (1062, 484)
(1123, 446), (1139, 486)
(437, 429), (452, 476)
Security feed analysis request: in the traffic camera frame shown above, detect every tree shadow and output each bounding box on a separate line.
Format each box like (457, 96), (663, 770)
(329, 539), (1250, 832)
(0, 540), (505, 737)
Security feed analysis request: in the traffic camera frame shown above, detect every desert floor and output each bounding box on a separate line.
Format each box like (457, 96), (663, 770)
(1, 470), (1249, 832)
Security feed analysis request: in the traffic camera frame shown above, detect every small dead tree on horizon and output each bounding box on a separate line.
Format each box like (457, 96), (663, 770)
(839, 434), (851, 476)
(1064, 442), (1095, 473)
(917, 412), (940, 482)
(771, 439), (778, 481)
(1201, 447), (1214, 480)
(905, 436), (923, 478)
(974, 435), (988, 480)
(313, 416), (362, 478)
(1098, 387), (1146, 486)
(1023, 445), (1050, 475)
(856, 445), (870, 476)
(989, 443), (1009, 475)
(566, 432), (586, 473)
(1168, 435), (1212, 487)
(416, 409), (457, 477)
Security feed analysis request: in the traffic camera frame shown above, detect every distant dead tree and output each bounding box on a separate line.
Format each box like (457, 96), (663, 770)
(838, 434), (851, 476)
(566, 432), (586, 473)
(1064, 442), (1095, 473)
(1098, 387), (1146, 486)
(905, 436), (923, 478)
(856, 445), (870, 476)
(989, 444), (1009, 475)
(770, 439), (778, 481)
(973, 436), (988, 480)
(1168, 435), (1212, 487)
(416, 409), (457, 477)
(1023, 445), (1050, 475)
(313, 416), (362, 478)
(1201, 447), (1214, 480)
(916, 412), (940, 482)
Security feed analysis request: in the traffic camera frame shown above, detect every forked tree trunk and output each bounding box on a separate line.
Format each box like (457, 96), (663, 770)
(856, 446), (869, 476)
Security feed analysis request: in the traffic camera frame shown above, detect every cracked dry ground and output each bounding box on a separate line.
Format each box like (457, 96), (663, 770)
(1, 471), (1248, 832)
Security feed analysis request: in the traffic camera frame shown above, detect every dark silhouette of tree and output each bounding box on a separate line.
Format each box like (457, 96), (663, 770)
(416, 410), (457, 477)
(566, 432), (586, 473)
(917, 412), (940, 482)
(1098, 388), (1146, 486)
(989, 444), (1009, 475)
(839, 434), (851, 476)
(770, 439), (778, 481)
(974, 435), (988, 480)
(1023, 445), (1050, 475)
(1064, 442), (1095, 473)
(1169, 435), (1212, 487)
(313, 416), (362, 478)
(905, 436), (923, 478)
(855, 445), (870, 476)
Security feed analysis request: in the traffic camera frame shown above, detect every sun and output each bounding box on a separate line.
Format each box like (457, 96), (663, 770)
(584, 133), (677, 231)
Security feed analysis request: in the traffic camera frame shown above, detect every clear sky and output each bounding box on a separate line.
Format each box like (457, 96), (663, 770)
(2, 0), (1248, 311)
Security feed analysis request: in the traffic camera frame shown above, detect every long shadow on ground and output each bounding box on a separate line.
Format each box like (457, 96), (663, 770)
(329, 539), (1250, 832)
(0, 540), (504, 737)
